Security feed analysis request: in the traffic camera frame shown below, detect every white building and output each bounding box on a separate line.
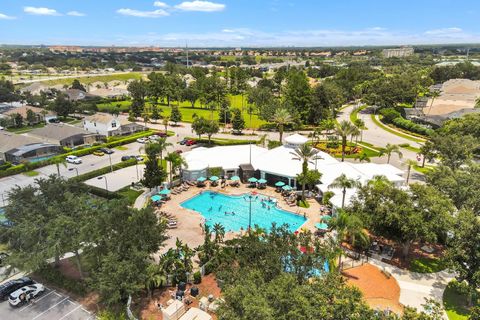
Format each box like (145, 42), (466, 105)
(382, 47), (414, 58)
(182, 133), (404, 208)
(83, 113), (144, 137)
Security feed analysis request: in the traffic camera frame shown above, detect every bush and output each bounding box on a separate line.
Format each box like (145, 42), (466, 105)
(379, 108), (401, 123)
(0, 162), (13, 171)
(399, 143), (410, 148)
(268, 140), (282, 149)
(193, 271), (202, 284)
(191, 138), (255, 146)
(36, 264), (88, 296)
(392, 117), (434, 136)
(71, 158), (137, 182)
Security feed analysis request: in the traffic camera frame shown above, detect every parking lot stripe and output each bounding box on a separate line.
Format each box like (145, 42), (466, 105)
(19, 290), (56, 311)
(31, 297), (69, 320)
(56, 304), (82, 320)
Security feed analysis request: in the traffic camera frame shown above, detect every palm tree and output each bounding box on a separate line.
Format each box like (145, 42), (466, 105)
(426, 89), (441, 115)
(328, 173), (361, 209)
(319, 119), (336, 140)
(353, 118), (366, 142)
(404, 159), (417, 185)
(162, 116), (169, 133)
(212, 223), (225, 244)
(367, 175), (392, 188)
(272, 108), (292, 143)
(51, 157), (67, 177)
(379, 143), (403, 164)
(154, 138), (172, 163)
(334, 120), (357, 162)
(165, 151), (188, 183)
(354, 152), (370, 163)
(419, 140), (435, 168)
(291, 144), (322, 202)
(145, 263), (167, 298)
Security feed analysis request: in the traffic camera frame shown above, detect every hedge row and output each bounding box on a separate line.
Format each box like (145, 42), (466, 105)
(70, 158), (138, 183)
(391, 117), (434, 137)
(0, 130), (159, 178)
(191, 138), (257, 146)
(35, 264), (88, 296)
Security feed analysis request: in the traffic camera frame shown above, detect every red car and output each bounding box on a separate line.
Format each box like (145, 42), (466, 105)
(185, 139), (196, 146)
(175, 150), (183, 154)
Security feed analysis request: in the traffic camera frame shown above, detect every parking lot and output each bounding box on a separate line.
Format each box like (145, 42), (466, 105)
(0, 287), (94, 320)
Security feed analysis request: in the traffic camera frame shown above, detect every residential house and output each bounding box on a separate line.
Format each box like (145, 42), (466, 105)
(0, 131), (60, 164)
(26, 123), (99, 147)
(2, 105), (57, 125)
(83, 113), (144, 137)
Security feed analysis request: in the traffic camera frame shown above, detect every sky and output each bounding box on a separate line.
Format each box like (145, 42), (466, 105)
(1, 0), (480, 47)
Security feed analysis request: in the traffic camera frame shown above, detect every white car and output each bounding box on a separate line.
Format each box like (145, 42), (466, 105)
(136, 138), (148, 144)
(148, 134), (160, 141)
(8, 284), (45, 306)
(66, 155), (82, 164)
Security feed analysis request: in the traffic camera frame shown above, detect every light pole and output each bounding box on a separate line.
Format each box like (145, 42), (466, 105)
(97, 176), (109, 195)
(68, 167), (79, 177)
(108, 153), (113, 172)
(135, 159), (139, 181)
(243, 193), (258, 233)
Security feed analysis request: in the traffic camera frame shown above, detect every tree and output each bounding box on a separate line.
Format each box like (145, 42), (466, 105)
(379, 143), (403, 164)
(218, 101), (232, 128)
(231, 108), (245, 134)
(445, 210), (480, 306)
(141, 142), (167, 189)
(26, 108), (37, 125)
(182, 82), (200, 108)
(144, 263), (167, 298)
(70, 79), (86, 92)
(309, 81), (346, 123)
(248, 86), (276, 121)
(284, 69), (312, 119)
(404, 159), (417, 185)
(272, 108), (292, 143)
(354, 152), (371, 163)
(353, 118), (366, 142)
(192, 116), (208, 139)
(48, 93), (74, 118)
(331, 210), (369, 252)
(431, 133), (477, 170)
(151, 105), (161, 123)
(0, 78), (19, 102)
(419, 140), (436, 168)
(128, 80), (148, 117)
(165, 151), (187, 183)
(213, 222), (226, 244)
(328, 174), (361, 209)
(334, 120), (357, 162)
(204, 119), (220, 144)
(291, 144), (322, 202)
(11, 113), (23, 128)
(170, 106), (182, 125)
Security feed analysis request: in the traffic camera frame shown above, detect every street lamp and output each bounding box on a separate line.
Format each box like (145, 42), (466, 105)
(68, 167), (79, 177)
(97, 176), (109, 194)
(108, 153), (113, 172)
(134, 159), (139, 181)
(243, 192), (258, 233)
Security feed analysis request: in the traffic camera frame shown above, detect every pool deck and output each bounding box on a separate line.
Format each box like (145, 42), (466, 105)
(153, 183), (324, 260)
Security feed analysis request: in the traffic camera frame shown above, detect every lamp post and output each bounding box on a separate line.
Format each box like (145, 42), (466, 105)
(243, 193), (258, 233)
(135, 159), (139, 181)
(108, 153), (113, 173)
(97, 176), (109, 195)
(68, 167), (79, 177)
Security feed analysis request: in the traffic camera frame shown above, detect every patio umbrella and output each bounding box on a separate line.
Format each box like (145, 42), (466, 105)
(321, 215), (332, 221)
(257, 178), (267, 184)
(209, 176), (219, 181)
(150, 195), (162, 202)
(315, 222), (329, 230)
(282, 185), (293, 191)
(230, 175), (240, 181)
(248, 177), (258, 183)
(197, 176), (207, 182)
(275, 181), (286, 187)
(159, 189), (171, 195)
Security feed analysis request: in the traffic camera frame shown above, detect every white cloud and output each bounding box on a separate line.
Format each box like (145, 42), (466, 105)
(154, 1), (169, 8)
(175, 1), (225, 12)
(24, 6), (60, 16)
(424, 27), (462, 35)
(0, 13), (15, 20)
(67, 11), (86, 17)
(117, 8), (169, 18)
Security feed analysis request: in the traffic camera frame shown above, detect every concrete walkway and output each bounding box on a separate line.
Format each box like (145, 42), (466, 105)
(368, 258), (454, 314)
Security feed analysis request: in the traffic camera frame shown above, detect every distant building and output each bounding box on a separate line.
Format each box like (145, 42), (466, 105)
(382, 47), (414, 58)
(26, 123), (99, 147)
(0, 131), (60, 164)
(63, 89), (96, 101)
(1, 105), (57, 125)
(83, 113), (144, 137)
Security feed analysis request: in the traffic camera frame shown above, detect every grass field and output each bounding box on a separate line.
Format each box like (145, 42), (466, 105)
(40, 72), (144, 86)
(97, 94), (267, 129)
(23, 171), (39, 177)
(349, 105), (367, 129)
(371, 114), (426, 144)
(409, 257), (445, 273)
(6, 122), (45, 134)
(443, 282), (474, 320)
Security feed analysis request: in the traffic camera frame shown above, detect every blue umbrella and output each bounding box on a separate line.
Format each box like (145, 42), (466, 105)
(230, 175), (240, 181)
(209, 176), (219, 181)
(159, 189), (171, 195)
(257, 178), (267, 184)
(151, 195), (161, 202)
(248, 177), (258, 183)
(197, 176), (207, 182)
(321, 215), (332, 221)
(275, 181), (286, 187)
(315, 222), (329, 230)
(282, 185), (293, 191)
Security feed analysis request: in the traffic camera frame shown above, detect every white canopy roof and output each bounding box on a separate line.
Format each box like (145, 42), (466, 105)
(284, 133), (308, 145)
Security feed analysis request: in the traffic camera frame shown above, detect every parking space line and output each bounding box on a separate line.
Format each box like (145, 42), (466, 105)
(19, 290), (56, 311)
(31, 297), (69, 320)
(56, 304), (82, 320)
(81, 307), (91, 314)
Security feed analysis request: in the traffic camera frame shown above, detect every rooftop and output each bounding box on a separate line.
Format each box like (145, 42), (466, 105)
(27, 123), (92, 141)
(0, 131), (49, 153)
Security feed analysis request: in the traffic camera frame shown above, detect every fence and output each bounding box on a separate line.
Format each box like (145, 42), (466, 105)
(340, 248), (369, 271)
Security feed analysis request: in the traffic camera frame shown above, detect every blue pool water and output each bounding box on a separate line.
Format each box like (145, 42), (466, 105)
(181, 191), (307, 232)
(29, 155), (54, 163)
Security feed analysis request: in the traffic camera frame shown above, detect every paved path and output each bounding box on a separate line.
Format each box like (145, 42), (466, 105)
(368, 258), (454, 315)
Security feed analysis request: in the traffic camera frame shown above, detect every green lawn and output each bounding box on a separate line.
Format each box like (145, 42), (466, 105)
(443, 282), (474, 320)
(116, 187), (144, 205)
(6, 122), (45, 133)
(413, 164), (434, 175)
(349, 105), (367, 129)
(371, 114), (426, 144)
(409, 257), (445, 273)
(115, 146), (128, 151)
(97, 94), (267, 129)
(23, 171), (39, 177)
(41, 72), (144, 86)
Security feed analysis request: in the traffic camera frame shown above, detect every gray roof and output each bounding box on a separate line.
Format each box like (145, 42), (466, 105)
(0, 131), (44, 153)
(28, 123), (92, 142)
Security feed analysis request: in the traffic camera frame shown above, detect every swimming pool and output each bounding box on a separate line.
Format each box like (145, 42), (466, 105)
(181, 191), (307, 232)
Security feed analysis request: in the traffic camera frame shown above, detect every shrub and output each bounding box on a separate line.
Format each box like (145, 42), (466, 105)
(191, 138), (255, 146)
(379, 108), (401, 123)
(0, 162), (13, 171)
(71, 158), (137, 182)
(392, 117), (434, 136)
(36, 264), (88, 296)
(193, 271), (202, 284)
(399, 143), (410, 148)
(268, 140), (282, 149)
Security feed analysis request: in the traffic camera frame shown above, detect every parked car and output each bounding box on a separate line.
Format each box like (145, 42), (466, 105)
(0, 277), (35, 300)
(185, 139), (197, 146)
(136, 137), (148, 144)
(158, 132), (168, 137)
(148, 134), (160, 141)
(93, 151), (104, 156)
(0, 252), (8, 266)
(8, 284), (45, 306)
(179, 138), (187, 145)
(65, 155), (82, 164)
(135, 155), (144, 162)
(121, 155), (144, 162)
(121, 155), (132, 161)
(99, 148), (114, 154)
(175, 150), (183, 154)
